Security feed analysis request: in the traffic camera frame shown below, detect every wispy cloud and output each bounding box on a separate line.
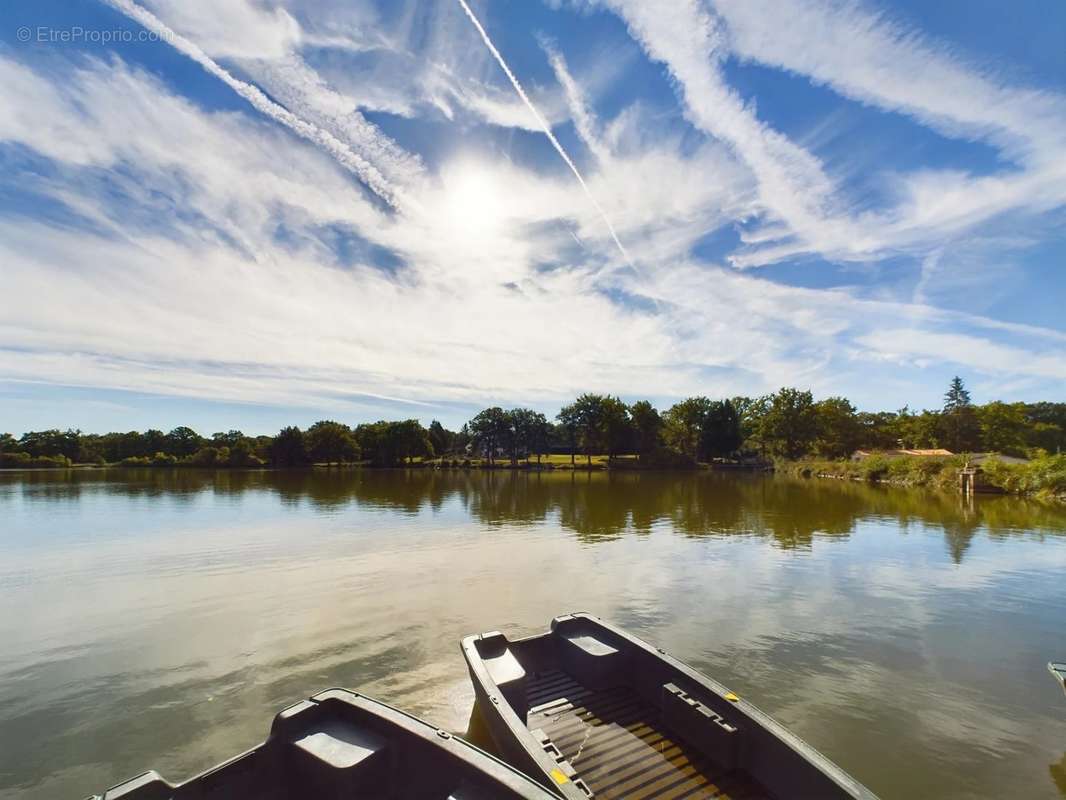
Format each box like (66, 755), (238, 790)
(541, 39), (611, 164)
(456, 0), (632, 267)
(0, 0), (1063, 431)
(105, 0), (405, 208)
(711, 0), (1066, 163)
(599, 0), (1066, 270)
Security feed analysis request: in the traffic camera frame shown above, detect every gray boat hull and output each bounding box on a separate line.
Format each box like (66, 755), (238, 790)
(462, 612), (879, 800)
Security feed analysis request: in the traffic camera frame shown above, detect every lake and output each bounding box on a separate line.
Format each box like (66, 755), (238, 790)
(1, 468), (1065, 799)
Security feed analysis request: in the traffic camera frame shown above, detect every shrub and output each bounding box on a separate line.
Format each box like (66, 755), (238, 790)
(184, 446), (227, 467)
(1, 452), (72, 468)
(858, 455), (890, 481)
(983, 454), (1066, 495)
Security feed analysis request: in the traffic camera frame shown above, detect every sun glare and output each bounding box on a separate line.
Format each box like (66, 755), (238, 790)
(442, 164), (508, 238)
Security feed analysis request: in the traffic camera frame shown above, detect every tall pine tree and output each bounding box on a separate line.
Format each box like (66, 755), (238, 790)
(941, 376), (981, 452)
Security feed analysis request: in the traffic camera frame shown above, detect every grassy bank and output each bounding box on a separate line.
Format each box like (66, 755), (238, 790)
(780, 454), (1066, 501)
(415, 453), (691, 470)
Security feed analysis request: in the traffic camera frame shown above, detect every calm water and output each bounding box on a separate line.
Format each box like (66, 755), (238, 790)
(1, 469), (1065, 799)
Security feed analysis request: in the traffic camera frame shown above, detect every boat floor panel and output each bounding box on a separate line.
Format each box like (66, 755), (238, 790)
(526, 671), (770, 800)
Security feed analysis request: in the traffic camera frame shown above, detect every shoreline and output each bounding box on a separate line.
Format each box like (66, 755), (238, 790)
(0, 460), (774, 473)
(778, 457), (1066, 504)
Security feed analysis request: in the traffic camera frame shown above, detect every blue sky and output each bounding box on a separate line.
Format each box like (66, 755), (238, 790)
(1, 0), (1064, 435)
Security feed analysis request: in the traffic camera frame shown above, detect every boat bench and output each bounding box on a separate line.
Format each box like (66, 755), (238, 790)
(282, 699), (391, 796)
(479, 635), (530, 720)
(557, 628), (623, 690)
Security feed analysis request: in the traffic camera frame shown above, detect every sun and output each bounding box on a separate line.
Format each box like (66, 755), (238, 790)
(442, 163), (509, 237)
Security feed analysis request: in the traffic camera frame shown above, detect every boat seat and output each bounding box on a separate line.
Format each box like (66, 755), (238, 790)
(563, 632), (618, 658)
(483, 646), (528, 719)
(290, 720), (388, 794)
(557, 628), (623, 690)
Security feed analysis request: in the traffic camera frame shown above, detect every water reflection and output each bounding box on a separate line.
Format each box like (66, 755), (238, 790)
(2, 469), (1066, 800)
(5, 468), (1064, 560)
(1052, 753), (1066, 797)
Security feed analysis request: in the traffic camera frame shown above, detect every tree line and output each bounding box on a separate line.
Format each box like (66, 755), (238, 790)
(460, 378), (1064, 466)
(0, 419), (436, 468)
(2, 377), (1063, 469)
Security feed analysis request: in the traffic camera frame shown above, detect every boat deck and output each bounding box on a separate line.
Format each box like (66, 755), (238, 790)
(526, 671), (770, 800)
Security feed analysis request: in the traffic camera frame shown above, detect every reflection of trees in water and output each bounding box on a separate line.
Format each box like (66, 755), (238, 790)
(1051, 751), (1066, 797)
(6, 468), (1065, 561)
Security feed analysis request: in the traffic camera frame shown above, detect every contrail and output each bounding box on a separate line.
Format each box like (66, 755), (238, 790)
(541, 39), (610, 165)
(103, 0), (402, 210)
(456, 0), (632, 266)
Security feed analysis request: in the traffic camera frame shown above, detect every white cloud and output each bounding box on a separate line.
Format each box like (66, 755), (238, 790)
(592, 0), (1066, 271)
(1, 2), (1064, 426)
(594, 0), (864, 267)
(541, 40), (611, 165)
(104, 0), (405, 208)
(710, 0), (1066, 164)
(141, 0), (303, 59)
(708, 0), (1066, 266)
(280, 0), (574, 132)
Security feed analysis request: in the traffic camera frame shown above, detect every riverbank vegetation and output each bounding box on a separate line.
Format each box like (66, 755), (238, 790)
(2, 377), (1063, 497)
(778, 453), (1066, 500)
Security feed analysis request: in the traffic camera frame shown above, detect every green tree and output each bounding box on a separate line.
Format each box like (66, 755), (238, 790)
(527, 412), (551, 464)
(977, 401), (1028, 456)
(77, 433), (107, 464)
(305, 420), (359, 466)
(629, 401), (661, 460)
(571, 393), (606, 466)
(1024, 402), (1066, 453)
(663, 397), (712, 459)
(941, 376), (981, 452)
(211, 430), (246, 449)
(141, 429), (167, 455)
(271, 426), (308, 467)
(944, 376), (971, 410)
(600, 396), (631, 462)
(508, 408), (548, 464)
(427, 420), (454, 456)
(165, 426), (203, 457)
(227, 439), (262, 467)
(455, 423), (472, 455)
(354, 420), (429, 466)
(469, 407), (509, 465)
(556, 404), (580, 465)
(702, 399), (743, 459)
(186, 446), (226, 467)
(856, 411), (899, 450)
(1026, 422), (1064, 455)
(732, 395), (770, 455)
(814, 396), (862, 459)
(0, 433), (16, 453)
(758, 388), (819, 459)
(395, 419), (434, 463)
(18, 429), (81, 460)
